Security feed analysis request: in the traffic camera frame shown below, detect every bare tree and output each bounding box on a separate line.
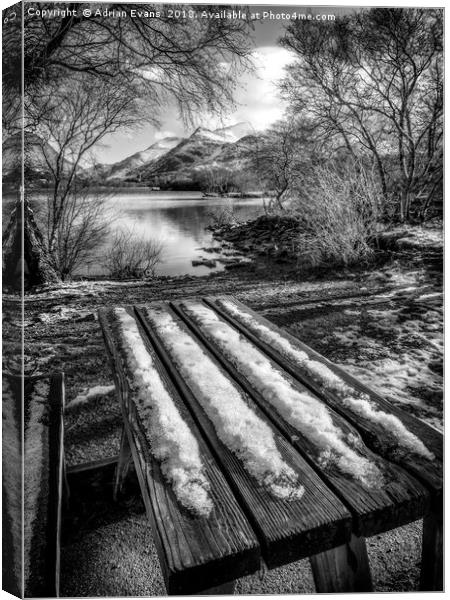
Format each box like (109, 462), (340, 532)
(281, 8), (443, 221)
(29, 76), (138, 274)
(24, 3), (253, 126)
(39, 187), (112, 280)
(13, 4), (255, 284)
(253, 120), (314, 211)
(199, 165), (234, 195)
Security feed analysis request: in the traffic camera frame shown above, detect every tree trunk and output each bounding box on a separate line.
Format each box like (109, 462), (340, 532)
(2, 197), (60, 290)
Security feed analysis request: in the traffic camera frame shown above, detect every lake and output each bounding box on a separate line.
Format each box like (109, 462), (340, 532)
(3, 190), (265, 277)
(76, 191), (265, 277)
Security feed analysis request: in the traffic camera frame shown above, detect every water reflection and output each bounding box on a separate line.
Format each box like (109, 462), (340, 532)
(89, 191), (264, 277)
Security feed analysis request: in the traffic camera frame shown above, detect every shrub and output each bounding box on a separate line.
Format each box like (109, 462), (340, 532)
(104, 228), (163, 279)
(290, 163), (384, 268)
(207, 200), (239, 228)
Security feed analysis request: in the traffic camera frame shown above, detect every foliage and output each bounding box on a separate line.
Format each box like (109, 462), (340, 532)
(43, 188), (112, 280)
(252, 119), (317, 212)
(104, 228), (163, 279)
(280, 8), (443, 222)
(291, 162), (384, 268)
(23, 3), (253, 127)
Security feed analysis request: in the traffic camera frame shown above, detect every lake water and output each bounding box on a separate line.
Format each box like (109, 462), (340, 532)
(82, 190), (265, 277)
(2, 190), (265, 277)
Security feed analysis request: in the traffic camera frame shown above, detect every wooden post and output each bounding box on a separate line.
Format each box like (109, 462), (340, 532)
(420, 506), (443, 591)
(114, 426), (133, 501)
(310, 534), (373, 593)
(196, 581), (235, 595)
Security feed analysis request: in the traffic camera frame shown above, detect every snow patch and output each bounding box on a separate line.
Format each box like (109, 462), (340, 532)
(114, 308), (212, 517)
(219, 300), (434, 461)
(144, 307), (304, 501)
(68, 385), (116, 408)
(183, 302), (383, 488)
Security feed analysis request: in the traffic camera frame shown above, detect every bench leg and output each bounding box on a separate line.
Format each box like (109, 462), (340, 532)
(195, 581), (235, 595)
(310, 534), (373, 592)
(420, 508), (443, 591)
(114, 426), (133, 501)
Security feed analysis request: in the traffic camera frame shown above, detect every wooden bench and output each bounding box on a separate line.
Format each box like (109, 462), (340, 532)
(2, 373), (65, 598)
(98, 296), (442, 594)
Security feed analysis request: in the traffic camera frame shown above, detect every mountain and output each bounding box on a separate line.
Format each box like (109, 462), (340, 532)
(105, 136), (182, 181)
(105, 122), (260, 188)
(2, 133), (62, 186)
(214, 122), (254, 142)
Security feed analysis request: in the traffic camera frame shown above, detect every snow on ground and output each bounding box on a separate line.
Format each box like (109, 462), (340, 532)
(320, 302), (443, 431)
(144, 306), (304, 501)
(218, 299), (434, 460)
(67, 385), (116, 409)
(38, 306), (95, 324)
(114, 308), (212, 517)
(182, 301), (384, 488)
(395, 226), (443, 251)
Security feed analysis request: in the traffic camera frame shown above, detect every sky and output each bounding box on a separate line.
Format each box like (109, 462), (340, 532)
(97, 6), (352, 165)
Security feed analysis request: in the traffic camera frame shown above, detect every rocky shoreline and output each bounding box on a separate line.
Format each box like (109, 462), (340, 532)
(205, 215), (444, 272)
(209, 214), (302, 264)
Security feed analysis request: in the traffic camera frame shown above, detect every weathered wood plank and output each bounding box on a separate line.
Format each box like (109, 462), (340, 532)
(211, 296), (442, 497)
(137, 304), (352, 569)
(98, 308), (260, 595)
(310, 534), (373, 592)
(174, 299), (430, 538)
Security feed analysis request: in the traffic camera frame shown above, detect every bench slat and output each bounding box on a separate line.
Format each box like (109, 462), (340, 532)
(98, 308), (260, 594)
(137, 304), (352, 569)
(210, 296), (443, 498)
(174, 299), (430, 538)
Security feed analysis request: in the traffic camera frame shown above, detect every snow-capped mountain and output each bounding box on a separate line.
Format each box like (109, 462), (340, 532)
(214, 122), (254, 142)
(106, 136), (182, 181)
(2, 133), (63, 186)
(102, 122), (259, 187)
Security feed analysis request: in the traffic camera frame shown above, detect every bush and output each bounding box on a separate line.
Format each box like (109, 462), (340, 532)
(104, 228), (163, 279)
(207, 200), (240, 228)
(290, 163), (384, 268)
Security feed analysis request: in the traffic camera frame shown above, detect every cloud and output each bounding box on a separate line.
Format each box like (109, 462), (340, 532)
(234, 45), (295, 129)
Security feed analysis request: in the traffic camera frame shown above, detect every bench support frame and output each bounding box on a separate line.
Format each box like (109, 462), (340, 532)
(309, 534), (373, 593)
(114, 426), (133, 501)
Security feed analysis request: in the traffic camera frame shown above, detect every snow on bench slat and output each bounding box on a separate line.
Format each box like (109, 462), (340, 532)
(219, 299), (434, 461)
(183, 301), (384, 489)
(114, 308), (212, 517)
(145, 307), (304, 501)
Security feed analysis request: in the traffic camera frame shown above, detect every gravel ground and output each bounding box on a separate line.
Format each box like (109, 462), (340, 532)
(61, 511), (423, 595)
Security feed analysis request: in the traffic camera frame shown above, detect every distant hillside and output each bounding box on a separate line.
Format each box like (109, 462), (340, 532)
(105, 136), (182, 182)
(2, 133), (61, 187)
(101, 122), (261, 189)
